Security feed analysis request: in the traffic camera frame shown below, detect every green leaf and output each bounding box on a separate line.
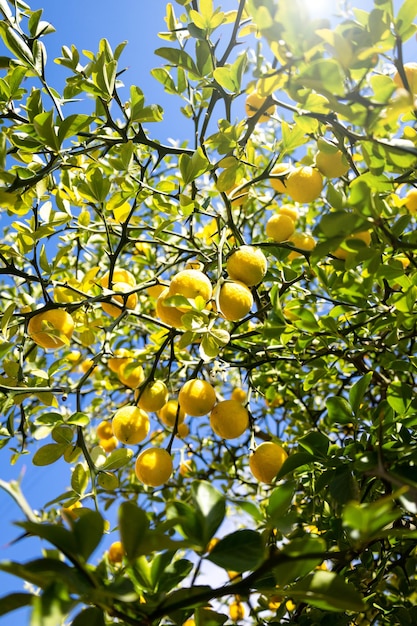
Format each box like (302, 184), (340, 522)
(32, 443), (66, 466)
(276, 452), (316, 478)
(72, 607), (105, 626)
(207, 529), (264, 571)
(289, 570), (366, 612)
(349, 372), (373, 415)
(326, 396), (353, 425)
(71, 463), (88, 495)
(16, 521), (77, 557)
(387, 381), (414, 415)
(155, 47), (200, 78)
(191, 481), (225, 548)
(395, 0), (417, 38)
(179, 147), (210, 185)
(118, 501), (150, 561)
(213, 53), (247, 93)
(0, 592), (33, 617)
(266, 482), (296, 523)
(342, 497), (403, 541)
(274, 535), (326, 586)
(57, 114), (91, 143)
(101, 448), (133, 471)
(73, 511), (104, 560)
(33, 111), (60, 151)
(166, 500), (203, 545)
(298, 432), (329, 458)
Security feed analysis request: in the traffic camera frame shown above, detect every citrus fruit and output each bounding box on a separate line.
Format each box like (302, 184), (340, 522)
(249, 441), (288, 483)
(118, 359), (144, 389)
(176, 422), (189, 438)
(108, 540), (124, 564)
(178, 379), (217, 417)
(285, 166), (323, 203)
(227, 178), (249, 207)
(98, 436), (118, 452)
(158, 400), (186, 427)
(179, 458), (194, 476)
(147, 283), (167, 299)
(316, 149), (349, 178)
(135, 447), (173, 486)
(393, 62), (417, 94)
(288, 233), (316, 260)
(136, 380), (169, 412)
(209, 399), (249, 439)
(231, 387), (247, 403)
(168, 269), (213, 307)
(265, 213), (296, 242)
(100, 269), (137, 317)
(269, 162), (293, 193)
(156, 287), (186, 328)
(218, 281), (253, 322)
(404, 189), (417, 213)
(112, 405), (150, 445)
(226, 245), (267, 287)
(245, 91), (275, 122)
(27, 309), (75, 350)
(278, 205), (298, 223)
(96, 420), (113, 440)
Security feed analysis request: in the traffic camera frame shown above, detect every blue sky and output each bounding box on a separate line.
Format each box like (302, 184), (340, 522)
(0, 0), (409, 623)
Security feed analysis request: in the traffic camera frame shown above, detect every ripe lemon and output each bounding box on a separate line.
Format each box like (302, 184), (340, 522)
(118, 359), (144, 389)
(218, 281), (253, 322)
(28, 309), (75, 350)
(231, 387), (247, 404)
(176, 422), (189, 438)
(278, 205), (298, 223)
(168, 269), (212, 307)
(266, 213), (296, 242)
(100, 269), (138, 317)
(210, 399), (249, 439)
(156, 287), (185, 328)
(178, 379), (217, 417)
(249, 441), (288, 483)
(135, 447), (173, 486)
(269, 162), (293, 193)
(96, 420), (113, 440)
(226, 245), (267, 287)
(332, 230), (372, 260)
(316, 149), (349, 178)
(158, 400), (186, 427)
(288, 233), (316, 260)
(136, 380), (169, 412)
(393, 62), (417, 94)
(229, 600), (245, 622)
(147, 284), (167, 299)
(108, 540), (124, 564)
(285, 166), (323, 203)
(99, 436), (118, 452)
(245, 91), (275, 122)
(112, 405), (150, 445)
(227, 178), (249, 207)
(404, 189), (417, 213)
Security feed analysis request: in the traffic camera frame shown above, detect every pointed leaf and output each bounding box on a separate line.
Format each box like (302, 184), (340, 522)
(289, 571), (366, 612)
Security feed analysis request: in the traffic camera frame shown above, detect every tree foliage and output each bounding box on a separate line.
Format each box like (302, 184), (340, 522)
(1, 0), (417, 624)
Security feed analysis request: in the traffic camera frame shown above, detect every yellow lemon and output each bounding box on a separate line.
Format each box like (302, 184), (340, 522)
(316, 149), (349, 178)
(269, 162), (293, 193)
(249, 441), (288, 483)
(136, 380), (169, 412)
(404, 189), (417, 213)
(285, 166), (323, 203)
(288, 233), (316, 260)
(245, 91), (275, 122)
(210, 400), (249, 439)
(156, 287), (186, 328)
(332, 230), (372, 260)
(393, 62), (417, 94)
(158, 400), (186, 427)
(176, 422), (189, 438)
(118, 359), (144, 389)
(278, 205), (299, 223)
(99, 436), (118, 452)
(28, 309), (74, 350)
(229, 600), (245, 622)
(178, 379), (217, 417)
(226, 245), (267, 287)
(168, 269), (213, 307)
(112, 405), (150, 445)
(231, 388), (247, 404)
(108, 540), (124, 564)
(100, 269), (137, 317)
(96, 420), (113, 440)
(266, 213), (296, 242)
(218, 281), (253, 322)
(135, 447), (173, 486)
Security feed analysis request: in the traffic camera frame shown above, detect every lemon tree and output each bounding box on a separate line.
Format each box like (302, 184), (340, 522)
(1, 1), (417, 625)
